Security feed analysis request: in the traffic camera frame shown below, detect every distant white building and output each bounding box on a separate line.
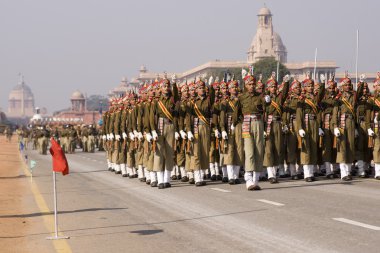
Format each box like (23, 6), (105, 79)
(132, 6), (338, 84)
(8, 75), (35, 118)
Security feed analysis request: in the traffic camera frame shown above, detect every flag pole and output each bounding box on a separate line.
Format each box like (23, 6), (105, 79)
(313, 48), (318, 81)
(46, 171), (69, 240)
(355, 29), (359, 90)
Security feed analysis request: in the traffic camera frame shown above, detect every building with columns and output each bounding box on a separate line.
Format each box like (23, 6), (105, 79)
(132, 6), (338, 85)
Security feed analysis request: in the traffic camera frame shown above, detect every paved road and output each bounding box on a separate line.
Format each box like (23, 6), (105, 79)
(21, 149), (380, 253)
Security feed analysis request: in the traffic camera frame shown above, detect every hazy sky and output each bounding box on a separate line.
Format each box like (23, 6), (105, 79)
(1, 0), (379, 112)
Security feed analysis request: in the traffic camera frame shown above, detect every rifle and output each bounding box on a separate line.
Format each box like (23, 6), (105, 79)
(152, 140), (156, 153)
(215, 137), (219, 150)
(221, 138), (227, 153)
(181, 139), (186, 152)
(297, 135), (302, 149)
(186, 139), (193, 154)
(319, 135), (323, 148)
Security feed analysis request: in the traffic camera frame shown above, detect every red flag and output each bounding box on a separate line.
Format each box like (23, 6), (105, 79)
(49, 138), (69, 175)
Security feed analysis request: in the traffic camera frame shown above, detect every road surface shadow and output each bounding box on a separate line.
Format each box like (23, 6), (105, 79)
(0, 175), (27, 179)
(0, 208), (266, 239)
(0, 207), (128, 218)
(130, 229), (163, 235)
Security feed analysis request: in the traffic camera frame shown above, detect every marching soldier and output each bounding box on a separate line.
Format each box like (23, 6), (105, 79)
(186, 79), (214, 186)
(320, 74), (338, 178)
(263, 73), (290, 183)
(149, 76), (179, 189)
(296, 72), (325, 182)
(370, 72), (380, 180)
(175, 82), (190, 182)
(220, 79), (244, 184)
(283, 77), (302, 179)
(331, 73), (357, 181)
(355, 76), (372, 178)
(236, 71), (265, 190)
(87, 124), (96, 153)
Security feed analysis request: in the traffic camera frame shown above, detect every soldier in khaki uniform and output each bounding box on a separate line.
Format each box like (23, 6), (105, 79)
(320, 74), (338, 178)
(296, 73), (325, 182)
(149, 76), (178, 189)
(369, 72), (380, 180)
(135, 88), (146, 182)
(219, 80), (244, 184)
(108, 101), (117, 172)
(218, 80), (229, 182)
(331, 73), (357, 181)
(208, 78), (222, 181)
(355, 77), (372, 178)
(143, 83), (157, 186)
(186, 79), (213, 186)
(283, 77), (302, 179)
(235, 71), (265, 190)
(263, 73), (290, 183)
(175, 83), (190, 182)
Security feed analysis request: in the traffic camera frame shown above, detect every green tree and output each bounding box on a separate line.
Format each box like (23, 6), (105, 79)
(86, 95), (109, 112)
(253, 57), (289, 82)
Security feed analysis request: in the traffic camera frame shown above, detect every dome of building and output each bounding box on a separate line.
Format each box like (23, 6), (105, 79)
(8, 83), (34, 100)
(71, 90), (85, 100)
(273, 32), (286, 51)
(258, 6), (271, 16)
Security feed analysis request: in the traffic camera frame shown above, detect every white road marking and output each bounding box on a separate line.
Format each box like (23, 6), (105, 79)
(210, 188), (231, 193)
(257, 199), (285, 206)
(91, 159), (97, 162)
(333, 218), (380, 231)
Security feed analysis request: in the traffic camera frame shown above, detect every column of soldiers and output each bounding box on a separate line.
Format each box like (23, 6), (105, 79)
(17, 122), (104, 155)
(102, 70), (380, 191)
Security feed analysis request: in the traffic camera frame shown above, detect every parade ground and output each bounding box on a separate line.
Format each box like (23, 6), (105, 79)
(0, 136), (379, 253)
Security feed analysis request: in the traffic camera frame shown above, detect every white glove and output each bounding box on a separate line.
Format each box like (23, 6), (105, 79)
(355, 129), (359, 138)
(334, 127), (341, 137)
(187, 131), (194, 141)
(106, 134), (110, 140)
(222, 131), (228, 140)
(175, 132), (180, 140)
(230, 124), (235, 131)
(375, 117), (378, 124)
(133, 130), (138, 136)
(320, 74), (326, 83)
(109, 133), (114, 140)
(282, 125), (289, 133)
(129, 132), (135, 140)
(283, 74), (290, 82)
(152, 130), (158, 141)
(318, 128), (324, 136)
(265, 95), (271, 103)
(102, 135), (107, 140)
(298, 129), (306, 138)
(360, 74), (365, 82)
(122, 132), (127, 140)
(137, 132), (143, 140)
(368, 128), (375, 136)
(146, 133), (153, 143)
(180, 130), (187, 139)
(214, 129), (221, 138)
(115, 134), (121, 141)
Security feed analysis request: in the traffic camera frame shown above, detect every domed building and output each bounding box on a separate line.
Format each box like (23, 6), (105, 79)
(247, 6), (287, 64)
(52, 90), (101, 125)
(8, 75), (35, 118)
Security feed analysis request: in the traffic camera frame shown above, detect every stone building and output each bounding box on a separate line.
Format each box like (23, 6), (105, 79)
(247, 6), (287, 64)
(133, 6), (337, 85)
(8, 75), (35, 118)
(51, 90), (101, 125)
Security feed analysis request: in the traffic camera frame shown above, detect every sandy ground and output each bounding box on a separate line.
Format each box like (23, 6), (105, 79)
(0, 135), (55, 253)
